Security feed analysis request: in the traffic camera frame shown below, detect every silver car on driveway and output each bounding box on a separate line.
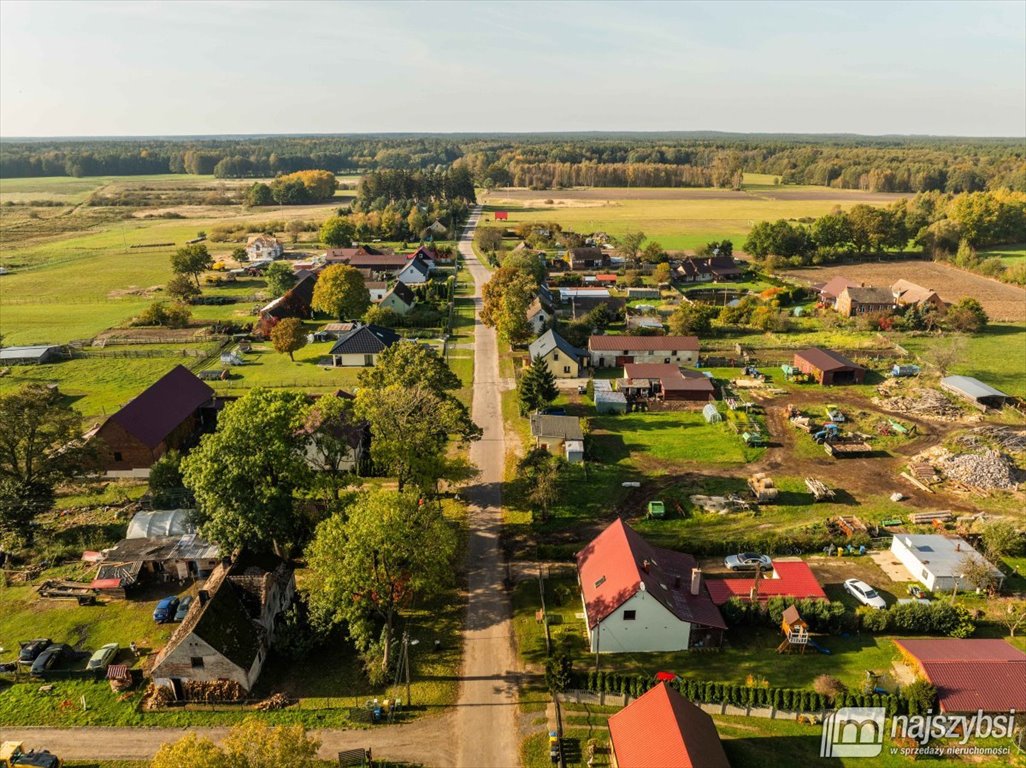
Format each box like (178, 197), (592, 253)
(844, 578), (887, 609)
(724, 553), (773, 571)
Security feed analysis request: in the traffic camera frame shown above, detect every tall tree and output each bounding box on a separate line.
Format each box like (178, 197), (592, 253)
(270, 317), (308, 361)
(320, 216), (355, 247)
(668, 301), (715, 336)
(170, 244), (212, 288)
(359, 341), (462, 397)
(302, 393), (363, 500)
(0, 385), (90, 541)
(480, 266), (537, 345)
(311, 264), (370, 321)
(221, 719), (321, 768)
(165, 274), (201, 302)
(306, 489), (457, 673)
(356, 383), (480, 492)
(181, 389), (311, 555)
(615, 231), (646, 266)
(519, 355), (559, 415)
(150, 733), (227, 768)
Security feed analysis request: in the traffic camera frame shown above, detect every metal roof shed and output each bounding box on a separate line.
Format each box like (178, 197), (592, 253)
(595, 389), (628, 414)
(940, 376), (1010, 410)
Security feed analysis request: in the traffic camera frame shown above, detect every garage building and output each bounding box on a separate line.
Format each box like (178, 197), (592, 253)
(793, 347), (866, 385)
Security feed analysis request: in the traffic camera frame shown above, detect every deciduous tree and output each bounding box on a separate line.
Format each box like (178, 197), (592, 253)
(615, 231), (646, 265)
(945, 297), (988, 333)
(320, 216), (355, 248)
(165, 274), (201, 302)
(264, 261), (296, 298)
(182, 389), (311, 555)
(0, 385), (90, 541)
(480, 266), (537, 346)
(311, 264), (370, 321)
(150, 733), (227, 768)
(668, 301), (715, 336)
(302, 393), (362, 500)
(170, 243), (212, 288)
(306, 489), (457, 673)
(270, 318), (307, 361)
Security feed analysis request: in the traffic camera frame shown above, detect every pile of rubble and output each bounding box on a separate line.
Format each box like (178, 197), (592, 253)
(936, 449), (1025, 491)
(957, 426), (1026, 454)
(875, 380), (964, 420)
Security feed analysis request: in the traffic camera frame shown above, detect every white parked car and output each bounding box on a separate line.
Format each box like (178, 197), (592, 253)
(844, 578), (887, 609)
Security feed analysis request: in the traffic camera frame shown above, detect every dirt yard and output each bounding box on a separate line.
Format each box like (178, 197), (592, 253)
(779, 260), (1026, 322)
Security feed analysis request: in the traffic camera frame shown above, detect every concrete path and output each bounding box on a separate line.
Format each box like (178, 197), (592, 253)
(453, 207), (520, 768)
(0, 208), (520, 768)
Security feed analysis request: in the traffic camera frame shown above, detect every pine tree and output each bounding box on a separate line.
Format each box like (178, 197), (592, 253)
(518, 355), (559, 415)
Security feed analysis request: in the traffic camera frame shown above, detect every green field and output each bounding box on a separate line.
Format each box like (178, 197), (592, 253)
(900, 323), (1026, 397)
(978, 242), (1026, 267)
(479, 185), (900, 251)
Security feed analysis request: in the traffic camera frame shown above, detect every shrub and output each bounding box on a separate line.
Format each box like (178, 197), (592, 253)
(132, 301), (191, 328)
(814, 675), (847, 703)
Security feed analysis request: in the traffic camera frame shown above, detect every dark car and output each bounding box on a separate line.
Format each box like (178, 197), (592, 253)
(540, 407), (567, 416)
(174, 595), (193, 622)
(153, 596), (180, 623)
(30, 643), (69, 677)
(13, 751), (62, 768)
(18, 638), (52, 664)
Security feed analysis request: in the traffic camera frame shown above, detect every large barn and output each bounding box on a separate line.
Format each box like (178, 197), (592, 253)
(793, 347), (866, 385)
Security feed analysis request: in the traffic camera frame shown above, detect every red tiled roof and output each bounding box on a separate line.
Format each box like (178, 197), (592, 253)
(894, 639), (1026, 713)
(793, 347), (864, 374)
(608, 683), (731, 768)
(576, 519), (725, 631)
(819, 276), (860, 299)
(595, 273), (618, 282)
(590, 335), (700, 352)
(705, 561), (826, 605)
(107, 365), (214, 450)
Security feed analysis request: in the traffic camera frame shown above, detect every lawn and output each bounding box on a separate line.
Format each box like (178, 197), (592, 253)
(590, 411), (761, 467)
(899, 323), (1026, 397)
(978, 242), (1026, 267)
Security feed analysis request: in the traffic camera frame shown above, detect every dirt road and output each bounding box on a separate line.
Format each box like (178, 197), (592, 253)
(452, 207), (520, 768)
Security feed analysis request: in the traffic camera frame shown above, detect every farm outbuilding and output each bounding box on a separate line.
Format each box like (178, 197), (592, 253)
(0, 344), (65, 365)
(890, 534), (1004, 593)
(595, 386), (628, 415)
(939, 376), (1011, 410)
(793, 347), (866, 385)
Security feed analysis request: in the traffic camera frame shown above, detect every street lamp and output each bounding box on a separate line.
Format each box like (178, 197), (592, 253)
(403, 633), (420, 707)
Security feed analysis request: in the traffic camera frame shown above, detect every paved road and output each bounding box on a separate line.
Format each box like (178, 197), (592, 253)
(453, 207), (520, 768)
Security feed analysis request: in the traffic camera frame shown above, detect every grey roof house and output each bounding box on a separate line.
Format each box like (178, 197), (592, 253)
(329, 324), (401, 366)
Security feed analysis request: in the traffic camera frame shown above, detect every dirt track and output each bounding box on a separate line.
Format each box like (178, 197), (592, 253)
(779, 261), (1026, 323)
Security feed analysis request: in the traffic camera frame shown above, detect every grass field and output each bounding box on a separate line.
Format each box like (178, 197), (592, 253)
(478, 184), (902, 251)
(900, 323), (1026, 397)
(979, 242), (1026, 267)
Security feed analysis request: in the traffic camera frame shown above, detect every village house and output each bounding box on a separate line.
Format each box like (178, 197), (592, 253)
(890, 534), (1004, 592)
(577, 519), (726, 654)
(556, 287), (626, 320)
(705, 560), (826, 605)
(299, 392), (369, 476)
(245, 234), (283, 261)
(529, 413), (584, 463)
(891, 279), (946, 312)
(835, 285), (895, 317)
(396, 254), (432, 286)
(621, 363), (715, 402)
(589, 335), (700, 368)
(88, 366), (215, 475)
(323, 247), (408, 278)
(257, 269), (318, 337)
(893, 639), (1026, 714)
(525, 298), (552, 336)
(366, 281), (388, 302)
(607, 682), (732, 768)
(379, 281), (417, 316)
(568, 246), (609, 271)
(792, 347), (866, 385)
(149, 553), (295, 692)
(93, 509), (220, 593)
(329, 323), (401, 366)
(940, 376), (1011, 410)
(626, 286), (661, 300)
(527, 329), (587, 378)
(817, 276), (860, 306)
(674, 254), (743, 283)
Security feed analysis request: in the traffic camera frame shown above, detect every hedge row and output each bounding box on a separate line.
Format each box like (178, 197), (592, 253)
(572, 671), (910, 715)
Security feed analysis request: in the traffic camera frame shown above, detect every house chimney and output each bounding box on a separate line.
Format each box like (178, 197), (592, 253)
(956, 542), (961, 551)
(641, 559), (650, 573)
(690, 568), (702, 596)
(198, 589), (210, 606)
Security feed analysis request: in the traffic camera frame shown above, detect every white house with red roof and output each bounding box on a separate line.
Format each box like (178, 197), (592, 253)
(588, 335), (700, 369)
(576, 518), (726, 654)
(608, 682), (731, 768)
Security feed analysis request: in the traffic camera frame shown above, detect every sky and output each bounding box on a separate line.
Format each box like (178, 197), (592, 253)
(1, 0), (1024, 138)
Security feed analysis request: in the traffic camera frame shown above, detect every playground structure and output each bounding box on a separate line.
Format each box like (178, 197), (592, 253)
(777, 605), (810, 654)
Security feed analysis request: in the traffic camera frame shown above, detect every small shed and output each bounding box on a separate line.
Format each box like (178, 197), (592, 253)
(0, 344), (64, 365)
(564, 439), (585, 464)
(702, 403), (722, 423)
(595, 389), (628, 414)
(940, 376), (1010, 410)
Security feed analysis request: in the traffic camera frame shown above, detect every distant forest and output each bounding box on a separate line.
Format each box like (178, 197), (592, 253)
(1, 133), (1024, 192)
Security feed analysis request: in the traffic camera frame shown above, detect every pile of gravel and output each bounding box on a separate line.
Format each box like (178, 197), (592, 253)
(937, 449), (1025, 491)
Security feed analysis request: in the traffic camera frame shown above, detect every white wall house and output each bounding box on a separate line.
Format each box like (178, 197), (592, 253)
(577, 518), (725, 654)
(588, 336), (700, 368)
(245, 235), (283, 261)
(890, 534), (1004, 593)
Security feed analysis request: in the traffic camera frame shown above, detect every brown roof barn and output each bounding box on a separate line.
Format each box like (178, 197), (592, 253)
(793, 348), (866, 385)
(89, 366), (214, 472)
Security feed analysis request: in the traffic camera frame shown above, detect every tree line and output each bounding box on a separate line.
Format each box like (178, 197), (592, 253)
(3, 134), (1023, 193)
(743, 189), (1026, 282)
